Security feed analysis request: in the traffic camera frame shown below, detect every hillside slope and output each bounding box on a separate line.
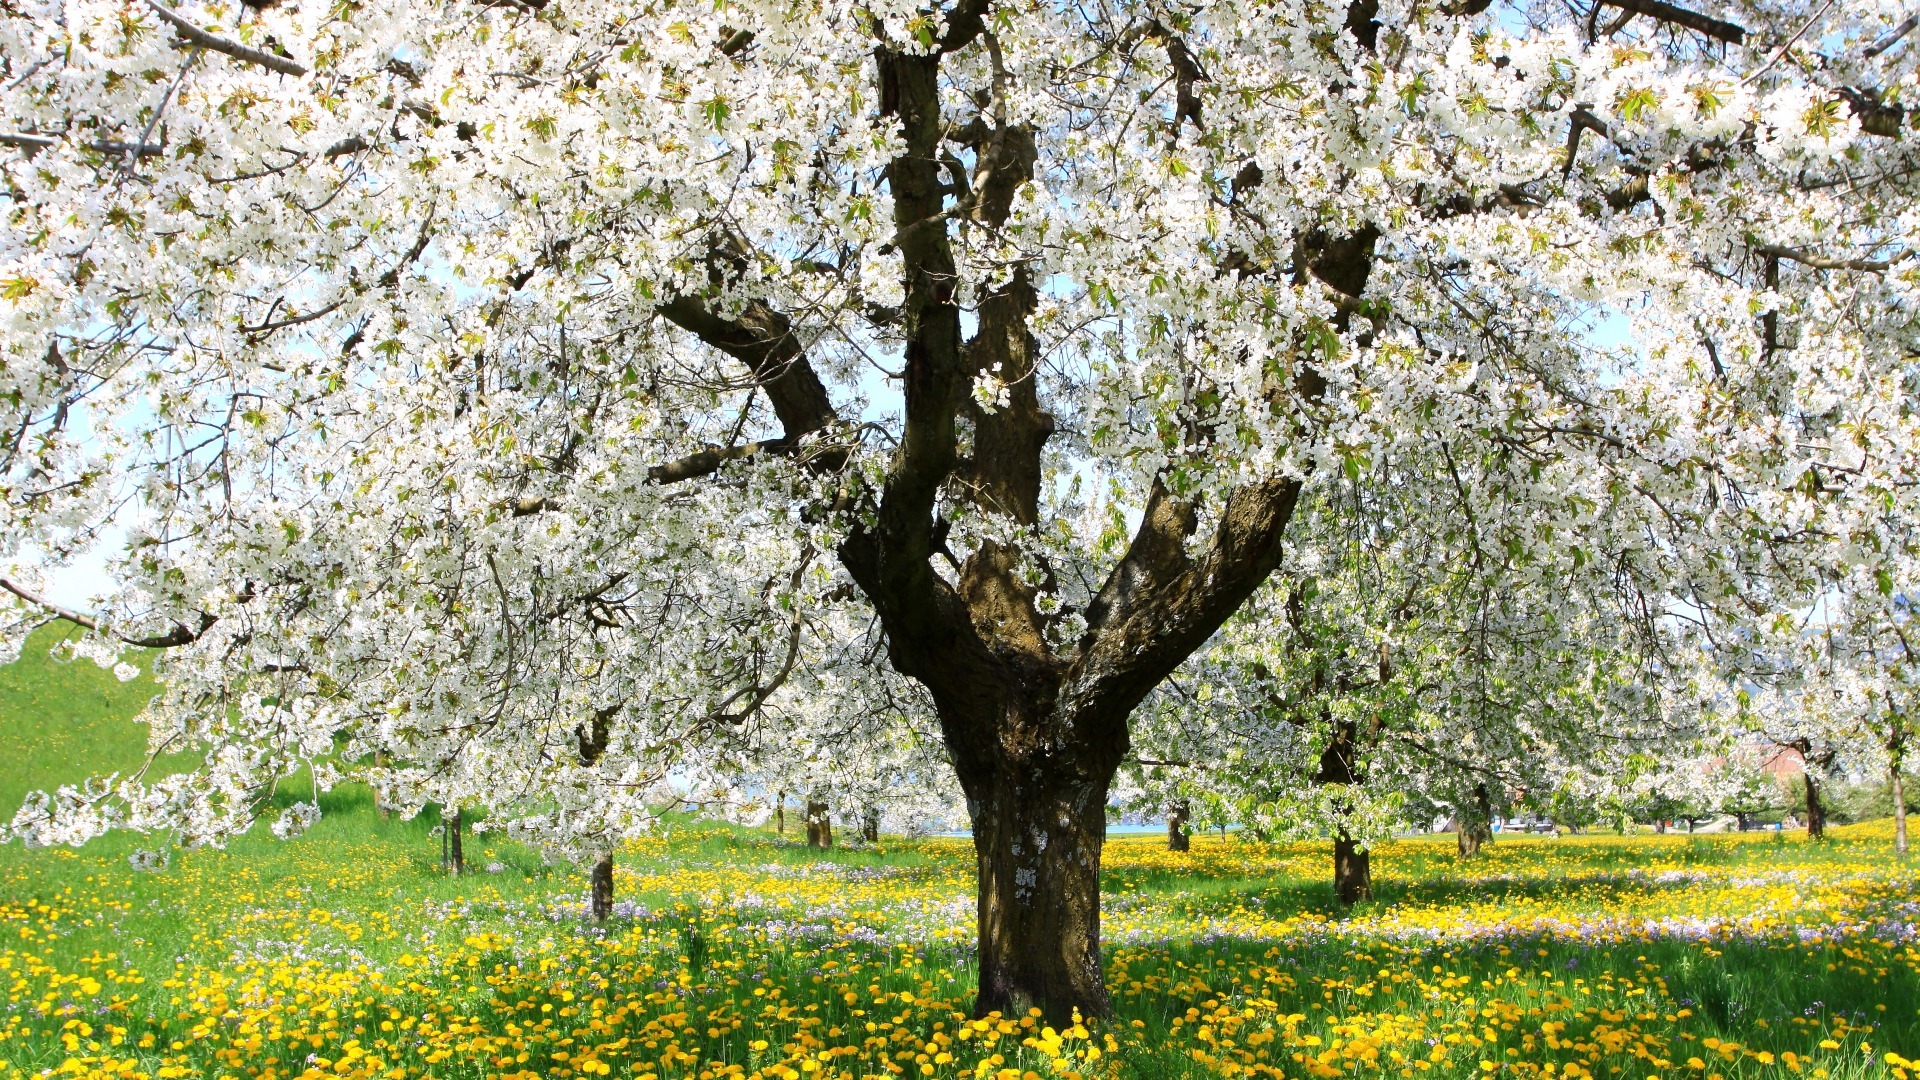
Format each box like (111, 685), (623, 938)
(0, 624), (176, 816)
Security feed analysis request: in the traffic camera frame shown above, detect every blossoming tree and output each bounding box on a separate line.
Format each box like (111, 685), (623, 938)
(3, 0), (1917, 1020)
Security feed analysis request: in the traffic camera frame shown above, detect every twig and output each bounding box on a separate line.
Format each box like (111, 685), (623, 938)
(1744, 0), (1839, 85)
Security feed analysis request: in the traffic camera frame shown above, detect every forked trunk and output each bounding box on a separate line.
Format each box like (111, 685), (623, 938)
(1333, 832), (1372, 904)
(969, 767), (1112, 1023)
(1167, 800), (1190, 852)
(1803, 772), (1826, 840)
(590, 854), (615, 921)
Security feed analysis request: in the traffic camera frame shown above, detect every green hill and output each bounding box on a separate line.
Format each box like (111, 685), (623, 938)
(0, 623), (179, 815)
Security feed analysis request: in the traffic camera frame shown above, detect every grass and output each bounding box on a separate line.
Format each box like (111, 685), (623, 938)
(0, 626), (193, 816)
(1, 634), (1917, 1080)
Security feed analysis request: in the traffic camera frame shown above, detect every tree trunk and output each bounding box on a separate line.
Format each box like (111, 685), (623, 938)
(1334, 832), (1372, 904)
(448, 806), (465, 875)
(862, 805), (881, 843)
(775, 791), (785, 835)
(590, 853), (614, 920)
(1167, 800), (1190, 852)
(1457, 822), (1482, 858)
(1892, 761), (1908, 857)
(806, 801), (833, 848)
(1803, 771), (1826, 840)
(1315, 717), (1372, 901)
(969, 766), (1112, 1024)
(1456, 783), (1493, 858)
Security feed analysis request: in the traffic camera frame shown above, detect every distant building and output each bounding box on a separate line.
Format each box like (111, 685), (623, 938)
(1759, 744), (1805, 779)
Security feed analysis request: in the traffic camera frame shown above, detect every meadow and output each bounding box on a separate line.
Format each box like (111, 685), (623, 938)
(1, 632), (1917, 1080)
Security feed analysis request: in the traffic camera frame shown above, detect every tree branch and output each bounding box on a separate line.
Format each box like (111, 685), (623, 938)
(1754, 242), (1907, 273)
(0, 576), (216, 648)
(1866, 14), (1919, 59)
(656, 257), (839, 444)
(147, 1), (308, 77)
(1595, 0), (1745, 44)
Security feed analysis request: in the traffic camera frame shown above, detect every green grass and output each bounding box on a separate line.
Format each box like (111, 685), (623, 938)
(0, 625), (186, 815)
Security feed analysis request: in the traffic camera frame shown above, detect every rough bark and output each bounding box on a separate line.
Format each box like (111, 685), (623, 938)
(1456, 823), (1482, 858)
(1333, 833), (1373, 904)
(1803, 772), (1826, 840)
(968, 760), (1114, 1022)
(1167, 800), (1191, 852)
(1892, 762), (1908, 857)
(590, 854), (615, 921)
(578, 706), (616, 919)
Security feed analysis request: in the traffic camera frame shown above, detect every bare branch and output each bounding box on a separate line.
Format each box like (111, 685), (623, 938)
(506, 436), (822, 517)
(377, 201), (437, 287)
(4, 133), (165, 156)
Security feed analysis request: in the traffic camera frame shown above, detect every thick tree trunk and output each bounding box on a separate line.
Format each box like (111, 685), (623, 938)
(1167, 800), (1190, 851)
(590, 854), (614, 921)
(862, 805), (881, 843)
(1804, 772), (1826, 840)
(1892, 762), (1908, 856)
(968, 766), (1112, 1023)
(806, 801), (833, 848)
(1334, 832), (1372, 904)
(1328, 830), (1371, 899)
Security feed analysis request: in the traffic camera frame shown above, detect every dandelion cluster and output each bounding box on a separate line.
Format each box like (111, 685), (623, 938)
(1, 822), (1915, 1080)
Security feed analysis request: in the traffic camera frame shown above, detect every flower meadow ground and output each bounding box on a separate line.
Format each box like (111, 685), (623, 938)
(0, 799), (1916, 1080)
